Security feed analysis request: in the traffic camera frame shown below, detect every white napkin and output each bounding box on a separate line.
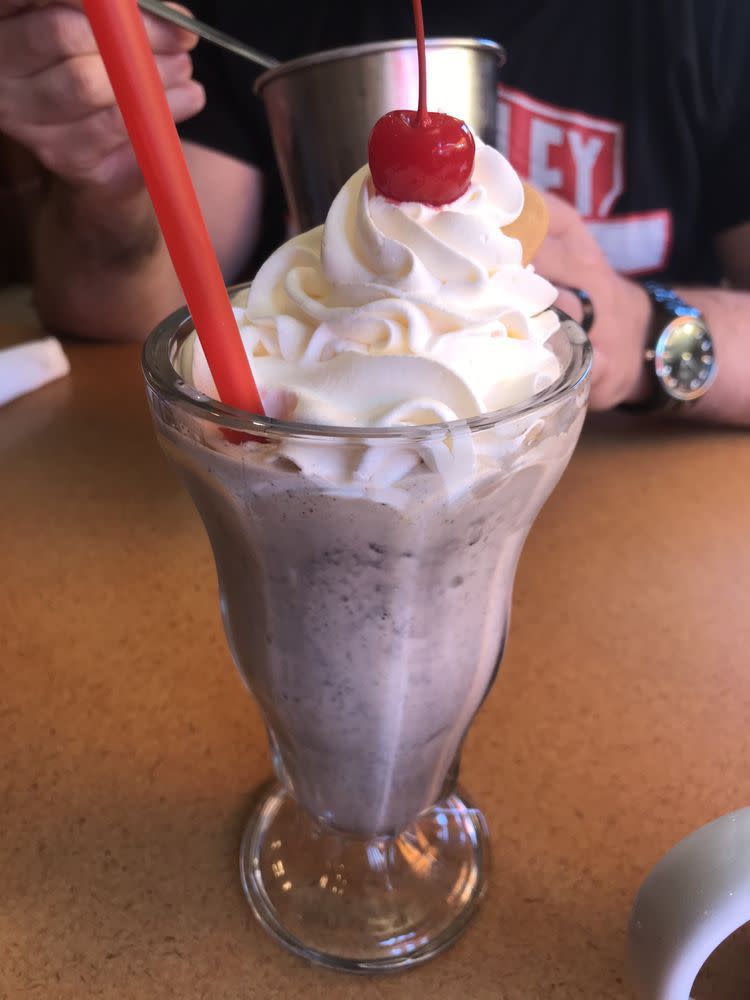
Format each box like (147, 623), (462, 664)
(0, 337), (71, 407)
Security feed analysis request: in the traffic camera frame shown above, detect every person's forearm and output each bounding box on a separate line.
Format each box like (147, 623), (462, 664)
(32, 178), (184, 341)
(669, 287), (750, 425)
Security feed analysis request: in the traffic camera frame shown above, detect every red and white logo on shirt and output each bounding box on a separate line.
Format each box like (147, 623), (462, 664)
(498, 86), (671, 275)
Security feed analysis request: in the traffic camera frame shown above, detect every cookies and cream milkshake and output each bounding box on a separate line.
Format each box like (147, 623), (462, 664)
(146, 137), (589, 837)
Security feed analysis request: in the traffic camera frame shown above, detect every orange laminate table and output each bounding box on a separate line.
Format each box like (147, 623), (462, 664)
(2, 316), (749, 1000)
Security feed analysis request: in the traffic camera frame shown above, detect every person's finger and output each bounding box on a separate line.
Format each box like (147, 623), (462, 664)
(22, 80), (204, 183)
(0, 49), (193, 126)
(554, 286), (584, 325)
(64, 76), (205, 189)
(0, 0), (73, 18)
(0, 5), (94, 78)
(165, 76), (205, 122)
(0, 2), (195, 78)
(539, 188), (580, 238)
(147, 3), (198, 52)
(531, 236), (567, 286)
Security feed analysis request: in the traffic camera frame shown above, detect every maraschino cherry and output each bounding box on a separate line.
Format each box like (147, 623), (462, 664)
(368, 0), (475, 206)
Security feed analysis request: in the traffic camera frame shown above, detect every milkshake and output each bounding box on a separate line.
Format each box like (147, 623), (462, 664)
(158, 400), (581, 836)
(143, 135), (590, 968)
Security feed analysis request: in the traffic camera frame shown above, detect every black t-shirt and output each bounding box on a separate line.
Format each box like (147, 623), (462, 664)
(179, 0), (750, 283)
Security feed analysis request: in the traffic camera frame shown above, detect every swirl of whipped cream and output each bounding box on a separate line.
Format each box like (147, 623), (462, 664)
(181, 137), (563, 491)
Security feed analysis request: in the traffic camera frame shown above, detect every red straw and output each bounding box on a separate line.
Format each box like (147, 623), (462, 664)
(83, 0), (264, 415)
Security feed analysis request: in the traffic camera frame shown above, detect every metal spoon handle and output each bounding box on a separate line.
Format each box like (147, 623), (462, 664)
(137, 0), (279, 71)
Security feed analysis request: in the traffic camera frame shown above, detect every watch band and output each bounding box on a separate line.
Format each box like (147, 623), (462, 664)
(642, 281), (702, 322)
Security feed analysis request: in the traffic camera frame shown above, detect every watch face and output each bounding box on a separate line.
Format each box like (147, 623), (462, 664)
(654, 318), (716, 401)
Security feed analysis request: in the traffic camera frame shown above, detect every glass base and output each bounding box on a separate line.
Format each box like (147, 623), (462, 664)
(239, 781), (490, 973)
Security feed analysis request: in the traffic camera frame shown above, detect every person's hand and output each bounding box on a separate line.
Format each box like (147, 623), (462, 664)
(534, 190), (652, 410)
(0, 0), (205, 190)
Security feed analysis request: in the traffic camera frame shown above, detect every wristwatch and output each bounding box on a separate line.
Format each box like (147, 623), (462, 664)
(628, 283), (717, 410)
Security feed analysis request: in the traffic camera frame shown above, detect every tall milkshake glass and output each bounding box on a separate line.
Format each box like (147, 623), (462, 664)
(143, 289), (591, 971)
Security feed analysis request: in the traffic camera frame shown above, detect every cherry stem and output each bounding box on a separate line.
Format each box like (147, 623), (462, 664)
(412, 0), (428, 126)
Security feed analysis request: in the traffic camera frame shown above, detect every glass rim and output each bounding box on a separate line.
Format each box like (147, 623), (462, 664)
(142, 284), (592, 443)
(253, 38), (506, 95)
